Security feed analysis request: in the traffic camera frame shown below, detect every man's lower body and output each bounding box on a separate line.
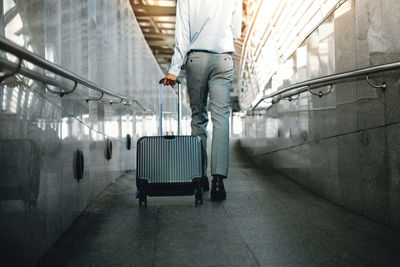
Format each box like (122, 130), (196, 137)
(186, 51), (233, 200)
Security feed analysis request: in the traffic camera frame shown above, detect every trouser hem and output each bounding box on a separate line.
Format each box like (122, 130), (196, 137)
(211, 169), (228, 178)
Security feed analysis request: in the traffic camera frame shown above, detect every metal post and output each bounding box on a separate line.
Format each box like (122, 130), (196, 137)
(178, 83), (182, 135)
(159, 83), (163, 136)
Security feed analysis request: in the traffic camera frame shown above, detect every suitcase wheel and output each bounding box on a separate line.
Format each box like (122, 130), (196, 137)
(141, 198), (147, 207)
(139, 196), (147, 207)
(195, 188), (203, 205)
(137, 189), (147, 207)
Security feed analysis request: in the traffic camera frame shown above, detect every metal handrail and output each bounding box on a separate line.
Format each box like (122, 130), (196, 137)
(0, 36), (149, 111)
(241, 0), (347, 110)
(250, 61), (400, 111)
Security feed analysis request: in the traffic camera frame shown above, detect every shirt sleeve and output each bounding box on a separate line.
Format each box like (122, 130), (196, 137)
(168, 0), (190, 76)
(231, 0), (243, 40)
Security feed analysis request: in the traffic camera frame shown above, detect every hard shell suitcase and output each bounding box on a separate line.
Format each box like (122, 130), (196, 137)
(136, 79), (204, 206)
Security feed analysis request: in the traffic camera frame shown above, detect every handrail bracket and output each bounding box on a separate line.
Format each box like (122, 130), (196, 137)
(86, 92), (104, 102)
(366, 75), (386, 90)
(286, 94), (300, 102)
(308, 84), (333, 98)
(0, 57), (22, 83)
(46, 81), (78, 97)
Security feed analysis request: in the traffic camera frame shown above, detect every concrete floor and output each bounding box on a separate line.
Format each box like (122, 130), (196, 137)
(37, 141), (400, 267)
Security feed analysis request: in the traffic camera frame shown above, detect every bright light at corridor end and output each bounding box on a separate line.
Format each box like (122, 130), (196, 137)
(239, 0), (342, 109)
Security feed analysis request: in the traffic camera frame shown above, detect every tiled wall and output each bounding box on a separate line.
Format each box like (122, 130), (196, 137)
(240, 0), (400, 229)
(0, 0), (181, 265)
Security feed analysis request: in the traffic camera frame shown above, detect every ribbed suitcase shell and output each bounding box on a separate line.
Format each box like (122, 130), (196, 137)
(137, 136), (202, 183)
(136, 80), (203, 205)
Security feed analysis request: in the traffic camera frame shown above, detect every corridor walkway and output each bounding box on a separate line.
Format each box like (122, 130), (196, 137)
(38, 141), (400, 267)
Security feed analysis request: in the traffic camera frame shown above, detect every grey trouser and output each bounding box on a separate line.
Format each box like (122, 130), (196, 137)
(186, 51), (233, 177)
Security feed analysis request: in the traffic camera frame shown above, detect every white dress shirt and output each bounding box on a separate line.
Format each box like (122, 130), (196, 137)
(168, 0), (243, 76)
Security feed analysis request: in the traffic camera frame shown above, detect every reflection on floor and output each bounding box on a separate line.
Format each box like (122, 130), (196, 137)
(38, 141), (400, 267)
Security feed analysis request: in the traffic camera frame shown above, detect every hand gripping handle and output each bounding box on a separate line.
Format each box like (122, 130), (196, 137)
(159, 79), (181, 85)
(158, 79), (182, 136)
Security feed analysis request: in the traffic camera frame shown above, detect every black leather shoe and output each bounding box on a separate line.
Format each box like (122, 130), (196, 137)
(211, 175), (226, 200)
(201, 176), (209, 191)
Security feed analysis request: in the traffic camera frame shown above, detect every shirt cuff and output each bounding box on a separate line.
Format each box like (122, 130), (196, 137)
(168, 64), (181, 76)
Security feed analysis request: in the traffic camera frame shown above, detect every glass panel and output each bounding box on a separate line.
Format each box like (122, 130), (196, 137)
(240, 0), (341, 109)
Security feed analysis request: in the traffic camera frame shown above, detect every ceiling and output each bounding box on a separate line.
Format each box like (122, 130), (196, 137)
(130, 0), (177, 73)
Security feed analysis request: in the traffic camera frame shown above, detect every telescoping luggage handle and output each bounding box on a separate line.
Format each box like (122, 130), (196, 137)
(158, 79), (182, 136)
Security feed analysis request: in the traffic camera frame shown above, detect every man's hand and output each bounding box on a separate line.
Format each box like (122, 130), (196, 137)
(163, 73), (178, 86)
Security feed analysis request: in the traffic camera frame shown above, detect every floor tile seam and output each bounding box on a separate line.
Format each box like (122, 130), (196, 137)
(234, 164), (291, 186)
(259, 171), (338, 210)
(260, 258), (346, 265)
(101, 191), (134, 196)
(384, 125), (394, 227)
(151, 207), (160, 267)
(258, 199), (338, 236)
(297, 196), (397, 236)
(86, 180), (123, 211)
(242, 241), (317, 250)
(230, 151), (316, 223)
(238, 169), (284, 200)
(304, 219), (400, 245)
(235, 225), (325, 235)
(263, 187), (309, 214)
(221, 204), (262, 267)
